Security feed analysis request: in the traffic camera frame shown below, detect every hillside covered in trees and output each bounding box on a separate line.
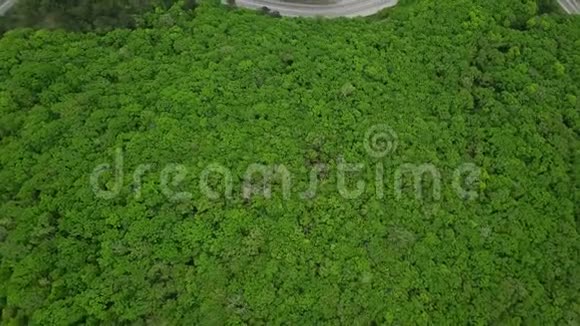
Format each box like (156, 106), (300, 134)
(0, 0), (579, 324)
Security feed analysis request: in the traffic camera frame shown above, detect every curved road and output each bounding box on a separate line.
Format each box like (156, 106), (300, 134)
(225, 0), (398, 17)
(229, 0), (580, 17)
(558, 0), (580, 14)
(0, 0), (17, 16)
(2, 0), (579, 18)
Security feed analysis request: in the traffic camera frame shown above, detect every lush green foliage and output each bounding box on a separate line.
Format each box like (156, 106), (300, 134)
(0, 0), (579, 324)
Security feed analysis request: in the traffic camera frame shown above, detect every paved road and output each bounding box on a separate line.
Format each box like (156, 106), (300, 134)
(229, 0), (580, 17)
(0, 0), (17, 16)
(1, 0), (578, 18)
(558, 0), (580, 14)
(226, 0), (398, 17)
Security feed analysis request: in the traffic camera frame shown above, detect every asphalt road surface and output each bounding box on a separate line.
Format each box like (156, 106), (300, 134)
(229, 0), (580, 17)
(0, 0), (578, 21)
(225, 0), (398, 17)
(0, 0), (17, 16)
(558, 0), (580, 14)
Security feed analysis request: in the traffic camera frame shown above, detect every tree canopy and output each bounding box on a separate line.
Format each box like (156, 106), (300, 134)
(0, 0), (578, 324)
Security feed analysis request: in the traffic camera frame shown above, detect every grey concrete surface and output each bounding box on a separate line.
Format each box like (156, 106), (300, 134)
(227, 0), (580, 17)
(558, 0), (580, 14)
(0, 0), (17, 16)
(224, 0), (398, 17)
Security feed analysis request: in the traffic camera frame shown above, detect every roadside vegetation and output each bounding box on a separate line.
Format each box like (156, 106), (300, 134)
(0, 0), (578, 324)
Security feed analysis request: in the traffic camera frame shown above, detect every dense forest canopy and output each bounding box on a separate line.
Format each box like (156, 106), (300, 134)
(0, 0), (579, 324)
